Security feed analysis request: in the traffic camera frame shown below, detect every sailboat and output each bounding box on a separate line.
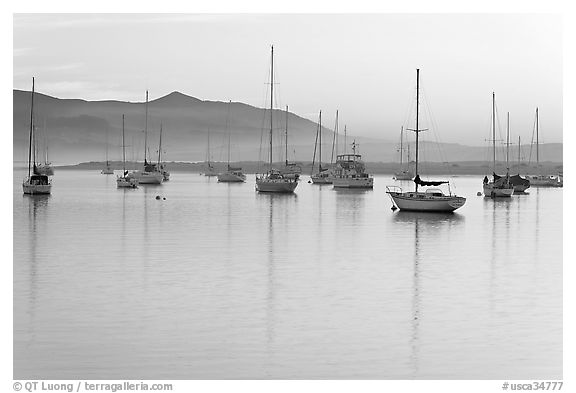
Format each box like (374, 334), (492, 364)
(203, 128), (218, 176)
(492, 117), (530, 193)
(127, 91), (163, 184)
(36, 119), (54, 176)
(332, 140), (374, 188)
(255, 45), (298, 193)
(386, 69), (466, 212)
(393, 126), (414, 180)
(527, 108), (562, 187)
(218, 100), (246, 182)
(100, 126), (114, 174)
(311, 110), (332, 184)
(482, 93), (514, 197)
(117, 114), (138, 188)
(157, 123), (170, 181)
(279, 105), (301, 180)
(510, 136), (531, 192)
(23, 77), (52, 195)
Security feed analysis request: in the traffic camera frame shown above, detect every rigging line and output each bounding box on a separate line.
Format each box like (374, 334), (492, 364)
(423, 88), (449, 170)
(421, 87), (444, 174)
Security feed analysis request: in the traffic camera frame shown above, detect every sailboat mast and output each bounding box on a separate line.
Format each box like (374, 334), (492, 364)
(44, 118), (48, 164)
(207, 128), (211, 165)
(105, 125), (109, 165)
(28, 77), (35, 178)
(269, 45), (274, 171)
(285, 105), (288, 166)
(400, 126), (404, 168)
(122, 114), (126, 174)
(158, 123), (163, 165)
(518, 135), (521, 173)
(144, 90), (149, 165)
(536, 107), (539, 172)
(492, 92), (496, 172)
(344, 125), (347, 154)
(415, 69), (420, 191)
(331, 110), (338, 164)
(506, 112), (510, 173)
(319, 110), (322, 171)
(227, 100), (231, 169)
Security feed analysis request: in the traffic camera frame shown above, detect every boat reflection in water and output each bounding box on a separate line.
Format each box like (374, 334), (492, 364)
(391, 211), (464, 378)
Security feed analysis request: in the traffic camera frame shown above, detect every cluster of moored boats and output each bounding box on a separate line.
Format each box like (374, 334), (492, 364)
(22, 50), (562, 213)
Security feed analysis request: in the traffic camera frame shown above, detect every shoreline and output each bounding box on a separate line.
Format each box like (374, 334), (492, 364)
(26, 160), (563, 177)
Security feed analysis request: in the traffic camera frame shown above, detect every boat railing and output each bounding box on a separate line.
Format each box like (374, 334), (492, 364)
(386, 185), (402, 194)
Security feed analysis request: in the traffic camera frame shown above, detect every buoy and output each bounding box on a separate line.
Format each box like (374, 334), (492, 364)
(155, 195), (161, 200)
(163, 197), (166, 200)
(476, 192), (482, 196)
(391, 205), (398, 211)
(308, 180), (311, 184)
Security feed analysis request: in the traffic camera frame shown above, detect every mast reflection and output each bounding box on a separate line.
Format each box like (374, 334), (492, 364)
(24, 194), (51, 342)
(392, 211), (464, 378)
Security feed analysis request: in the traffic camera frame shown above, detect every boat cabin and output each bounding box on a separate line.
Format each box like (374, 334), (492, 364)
(424, 188), (445, 197)
(29, 175), (50, 185)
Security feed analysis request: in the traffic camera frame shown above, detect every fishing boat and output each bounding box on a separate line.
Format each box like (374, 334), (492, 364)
(311, 110), (332, 184)
(332, 141), (374, 189)
(117, 114), (138, 188)
(218, 100), (246, 182)
(393, 126), (414, 180)
(203, 128), (218, 176)
(157, 123), (170, 181)
(527, 108), (562, 187)
(386, 69), (465, 212)
(255, 45), (298, 193)
(127, 91), (163, 185)
(279, 105), (301, 180)
(22, 78), (52, 195)
(482, 93), (514, 198)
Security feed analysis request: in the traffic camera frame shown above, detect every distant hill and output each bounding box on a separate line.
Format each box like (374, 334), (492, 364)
(13, 89), (563, 165)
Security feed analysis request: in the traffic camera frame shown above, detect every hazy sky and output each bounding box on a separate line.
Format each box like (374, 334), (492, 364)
(13, 13), (562, 144)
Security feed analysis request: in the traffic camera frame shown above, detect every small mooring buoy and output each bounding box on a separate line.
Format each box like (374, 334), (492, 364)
(476, 191), (482, 196)
(391, 205), (398, 211)
(308, 180), (311, 184)
(163, 197), (166, 200)
(155, 195), (161, 200)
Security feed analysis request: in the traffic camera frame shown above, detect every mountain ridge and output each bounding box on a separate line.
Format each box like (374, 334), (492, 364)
(13, 89), (563, 165)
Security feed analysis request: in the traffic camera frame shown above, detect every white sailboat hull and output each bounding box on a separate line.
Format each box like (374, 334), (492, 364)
(23, 181), (52, 195)
(116, 176), (138, 188)
(311, 175), (333, 184)
(388, 191), (466, 212)
(333, 176), (374, 189)
(256, 178), (298, 193)
(218, 172), (246, 182)
(129, 170), (163, 184)
(527, 176), (562, 187)
(483, 184), (514, 197)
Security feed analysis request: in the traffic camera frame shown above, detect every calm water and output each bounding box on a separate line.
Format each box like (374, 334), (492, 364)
(13, 170), (562, 379)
